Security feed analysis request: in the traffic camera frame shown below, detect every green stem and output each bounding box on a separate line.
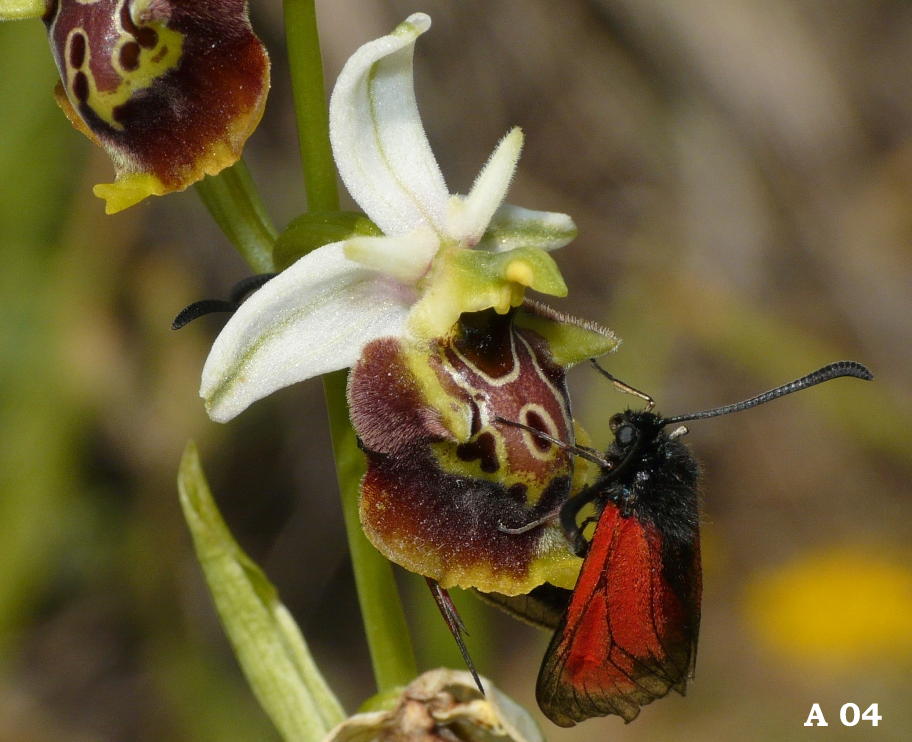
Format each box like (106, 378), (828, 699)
(323, 371), (418, 692)
(284, 0), (340, 212)
(195, 160), (277, 273)
(282, 0), (417, 692)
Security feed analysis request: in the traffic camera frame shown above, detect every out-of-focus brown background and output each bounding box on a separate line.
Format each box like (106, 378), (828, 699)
(1, 1), (910, 740)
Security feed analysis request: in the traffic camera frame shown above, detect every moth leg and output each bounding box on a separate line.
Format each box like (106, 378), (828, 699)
(578, 515), (599, 533)
(559, 483), (602, 557)
(497, 507), (561, 535)
(494, 417), (609, 467)
(426, 578), (484, 695)
(589, 358), (656, 411)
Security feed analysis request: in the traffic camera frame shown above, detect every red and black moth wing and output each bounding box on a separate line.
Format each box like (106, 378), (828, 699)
(537, 502), (702, 726)
(477, 583), (572, 630)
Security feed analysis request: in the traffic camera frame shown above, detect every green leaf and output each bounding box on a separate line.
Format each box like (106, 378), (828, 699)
(178, 441), (346, 741)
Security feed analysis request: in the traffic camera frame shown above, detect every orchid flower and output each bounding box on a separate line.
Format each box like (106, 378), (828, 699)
(201, 13), (577, 423)
(0, 0), (269, 213)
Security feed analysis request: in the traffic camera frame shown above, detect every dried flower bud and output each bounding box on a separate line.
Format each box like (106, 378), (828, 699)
(323, 669), (544, 742)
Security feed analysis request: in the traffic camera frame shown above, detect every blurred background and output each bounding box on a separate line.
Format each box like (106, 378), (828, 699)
(1, 1), (910, 740)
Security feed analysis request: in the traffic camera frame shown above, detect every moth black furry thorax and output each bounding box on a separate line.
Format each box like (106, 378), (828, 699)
(598, 409), (700, 546)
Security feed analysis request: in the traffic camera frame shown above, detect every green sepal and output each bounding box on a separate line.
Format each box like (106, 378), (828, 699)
(0, 0), (45, 21)
(410, 245), (568, 338)
(178, 441), (346, 741)
(515, 307), (620, 367)
(479, 204), (577, 253)
(275, 211), (380, 270)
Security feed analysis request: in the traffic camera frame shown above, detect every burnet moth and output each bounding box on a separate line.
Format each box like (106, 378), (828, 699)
(498, 359), (872, 726)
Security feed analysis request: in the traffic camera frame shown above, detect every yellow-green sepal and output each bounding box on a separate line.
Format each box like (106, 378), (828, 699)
(515, 305), (620, 367)
(479, 203), (578, 253)
(410, 245), (567, 338)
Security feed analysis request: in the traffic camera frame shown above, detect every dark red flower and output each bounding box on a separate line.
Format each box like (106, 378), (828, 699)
(43, 0), (269, 212)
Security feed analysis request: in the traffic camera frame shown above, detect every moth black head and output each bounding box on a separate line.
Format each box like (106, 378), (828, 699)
(596, 409), (699, 543)
(498, 360), (872, 555)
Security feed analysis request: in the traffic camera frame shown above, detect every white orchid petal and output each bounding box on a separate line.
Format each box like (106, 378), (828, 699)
(450, 127), (523, 243)
(329, 13), (449, 236)
(343, 227), (439, 284)
(479, 203), (577, 253)
(201, 243), (413, 422)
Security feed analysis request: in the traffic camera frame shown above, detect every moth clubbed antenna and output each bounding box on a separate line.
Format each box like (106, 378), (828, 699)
(172, 299), (237, 330)
(661, 361), (873, 426)
(171, 273), (276, 330)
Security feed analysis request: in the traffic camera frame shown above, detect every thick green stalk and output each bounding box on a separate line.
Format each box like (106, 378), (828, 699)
(283, 0), (340, 213)
(323, 371), (418, 691)
(195, 160), (277, 273)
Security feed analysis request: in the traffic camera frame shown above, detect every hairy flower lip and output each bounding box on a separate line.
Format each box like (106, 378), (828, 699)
(200, 12), (578, 422)
(348, 305), (619, 595)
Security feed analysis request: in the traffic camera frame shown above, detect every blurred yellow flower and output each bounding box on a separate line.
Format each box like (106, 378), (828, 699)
(744, 547), (912, 667)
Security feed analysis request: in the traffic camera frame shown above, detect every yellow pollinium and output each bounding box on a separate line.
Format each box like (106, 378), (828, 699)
(504, 258), (535, 287)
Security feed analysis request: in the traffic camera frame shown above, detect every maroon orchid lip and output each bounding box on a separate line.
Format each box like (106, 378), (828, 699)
(349, 308), (608, 595)
(44, 0), (269, 212)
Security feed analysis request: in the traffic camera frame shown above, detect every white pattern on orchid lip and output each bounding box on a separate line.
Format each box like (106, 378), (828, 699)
(200, 12), (577, 422)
